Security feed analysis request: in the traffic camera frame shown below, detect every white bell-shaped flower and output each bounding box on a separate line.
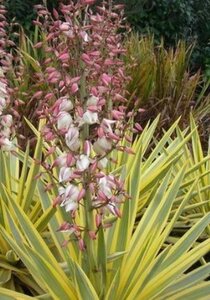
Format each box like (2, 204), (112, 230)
(57, 111), (72, 131)
(59, 167), (73, 182)
(65, 127), (80, 151)
(82, 110), (98, 124)
(98, 157), (108, 169)
(76, 154), (90, 171)
(93, 137), (112, 155)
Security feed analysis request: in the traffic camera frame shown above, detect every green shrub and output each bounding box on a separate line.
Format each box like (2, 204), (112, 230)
(5, 0), (59, 32)
(122, 0), (210, 71)
(125, 34), (210, 147)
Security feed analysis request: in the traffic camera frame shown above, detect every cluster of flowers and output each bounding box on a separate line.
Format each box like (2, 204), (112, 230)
(0, 1), (14, 151)
(33, 0), (138, 246)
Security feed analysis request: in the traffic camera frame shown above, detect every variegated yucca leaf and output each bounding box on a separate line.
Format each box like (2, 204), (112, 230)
(0, 118), (209, 299)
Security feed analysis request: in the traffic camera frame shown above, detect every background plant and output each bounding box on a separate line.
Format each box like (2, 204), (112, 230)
(125, 34), (210, 150)
(121, 0), (210, 72)
(6, 0), (210, 72)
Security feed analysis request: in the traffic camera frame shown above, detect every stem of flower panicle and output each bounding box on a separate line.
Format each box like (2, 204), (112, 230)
(80, 67), (97, 279)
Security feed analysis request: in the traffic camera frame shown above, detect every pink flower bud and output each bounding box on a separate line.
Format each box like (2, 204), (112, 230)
(76, 106), (84, 117)
(127, 111), (133, 118)
(87, 105), (98, 112)
(81, 53), (91, 64)
(66, 153), (75, 167)
(59, 22), (70, 31)
(84, 140), (91, 156)
(58, 52), (69, 62)
(33, 20), (42, 26)
(95, 214), (102, 227)
(134, 122), (143, 132)
(101, 73), (112, 86)
(125, 135), (132, 143)
(80, 31), (90, 42)
(78, 239), (86, 251)
(46, 33), (55, 41)
(114, 206), (122, 218)
(90, 161), (97, 173)
(82, 0), (96, 5)
(124, 147), (135, 155)
(44, 131), (54, 141)
(53, 196), (62, 207)
(71, 83), (78, 94)
(95, 173), (105, 179)
(112, 110), (125, 120)
(91, 87), (98, 96)
(33, 91), (43, 99)
(88, 231), (97, 240)
(104, 58), (115, 66)
(44, 93), (54, 100)
(34, 42), (43, 49)
(97, 127), (104, 138)
(107, 132), (120, 141)
(45, 146), (56, 157)
(77, 189), (86, 201)
(53, 8), (59, 19)
(98, 190), (107, 201)
(114, 93), (127, 102)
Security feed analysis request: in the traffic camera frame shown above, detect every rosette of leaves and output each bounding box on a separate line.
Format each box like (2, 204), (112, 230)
(0, 118), (210, 299)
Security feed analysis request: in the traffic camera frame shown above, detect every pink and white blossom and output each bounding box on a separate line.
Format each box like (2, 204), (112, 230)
(1, 114), (13, 127)
(98, 157), (108, 169)
(76, 154), (90, 171)
(59, 166), (73, 182)
(59, 98), (73, 112)
(98, 176), (113, 199)
(82, 110), (98, 124)
(0, 137), (14, 151)
(93, 137), (112, 155)
(60, 184), (80, 212)
(65, 127), (80, 151)
(57, 111), (72, 131)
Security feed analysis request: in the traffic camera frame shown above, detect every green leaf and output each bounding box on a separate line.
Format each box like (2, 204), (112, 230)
(0, 287), (35, 299)
(97, 227), (107, 297)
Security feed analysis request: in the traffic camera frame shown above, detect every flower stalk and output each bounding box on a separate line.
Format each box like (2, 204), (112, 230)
(2, 0), (138, 289)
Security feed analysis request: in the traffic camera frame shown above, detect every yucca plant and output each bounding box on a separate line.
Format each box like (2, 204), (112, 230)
(0, 118), (210, 299)
(0, 1), (209, 299)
